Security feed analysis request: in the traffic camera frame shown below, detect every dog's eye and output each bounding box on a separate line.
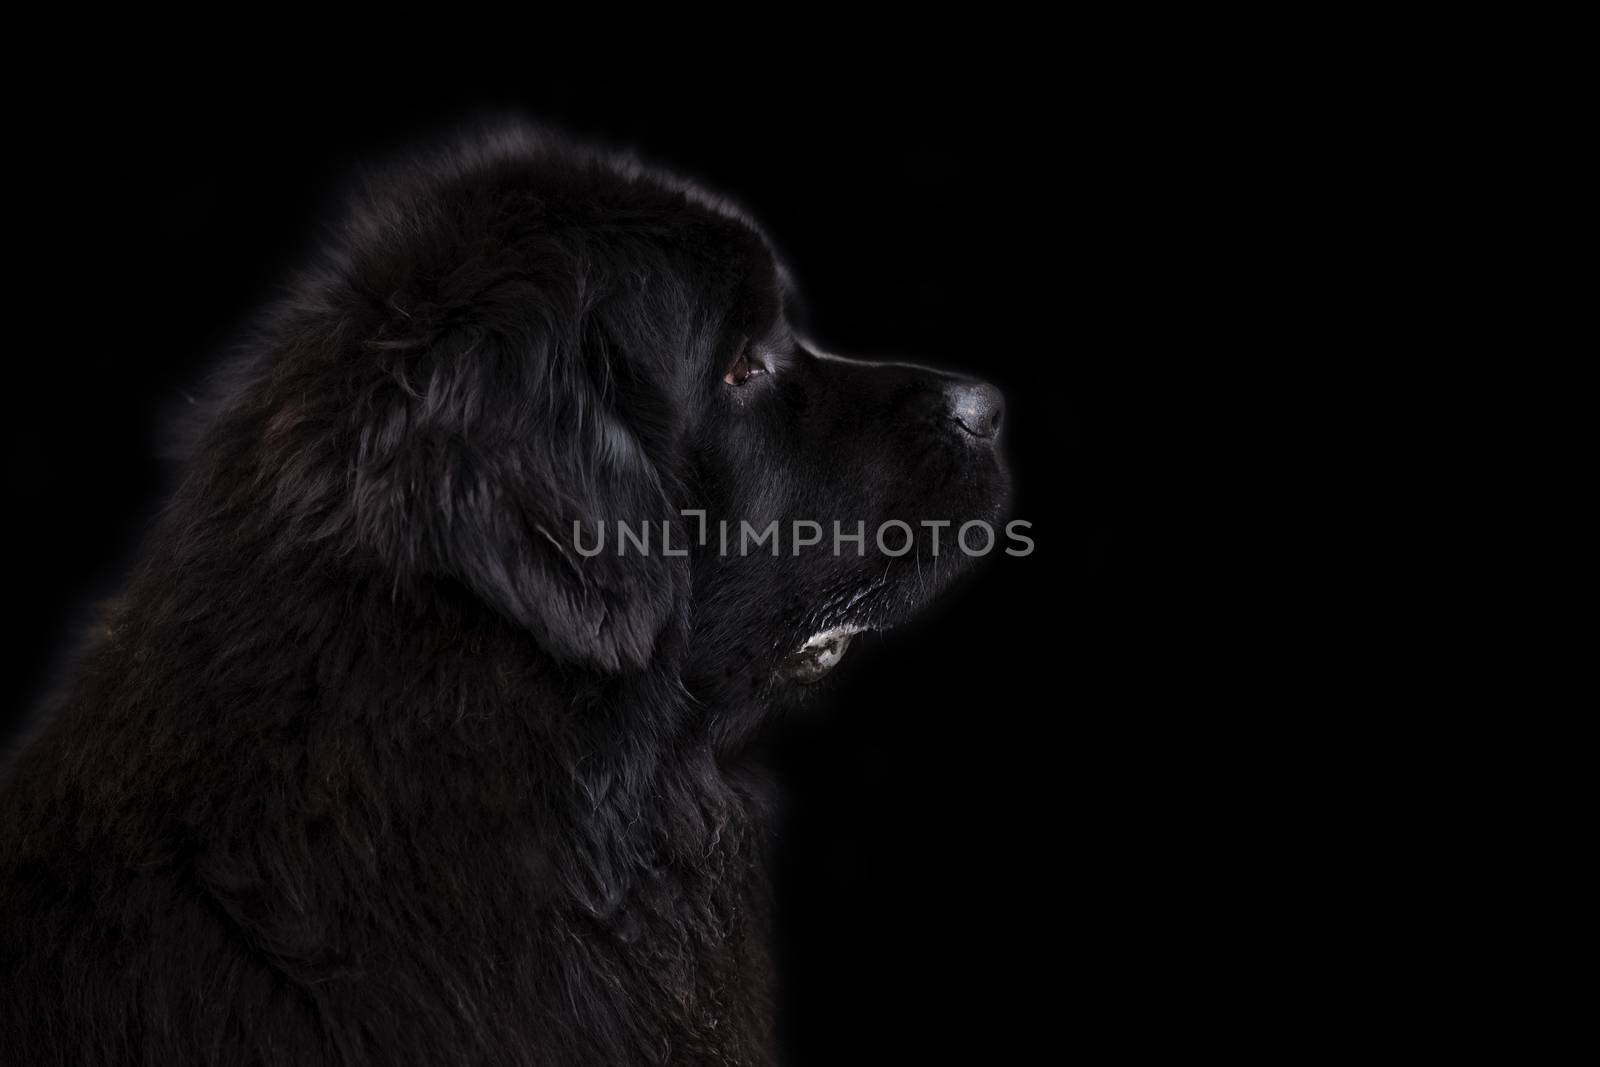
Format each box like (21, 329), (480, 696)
(724, 346), (768, 386)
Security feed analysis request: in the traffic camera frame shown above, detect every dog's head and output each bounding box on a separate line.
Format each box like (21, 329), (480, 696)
(239, 123), (1009, 700)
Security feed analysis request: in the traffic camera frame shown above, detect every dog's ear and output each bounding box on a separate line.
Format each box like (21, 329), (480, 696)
(346, 304), (686, 673)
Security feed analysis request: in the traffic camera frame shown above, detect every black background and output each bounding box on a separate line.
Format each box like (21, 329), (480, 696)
(3, 56), (1264, 1062)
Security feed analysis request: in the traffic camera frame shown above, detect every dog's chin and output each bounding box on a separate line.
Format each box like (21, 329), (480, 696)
(773, 503), (1010, 686)
(779, 625), (867, 684)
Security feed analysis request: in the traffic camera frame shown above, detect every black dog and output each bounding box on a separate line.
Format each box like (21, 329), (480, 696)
(0, 122), (1008, 1065)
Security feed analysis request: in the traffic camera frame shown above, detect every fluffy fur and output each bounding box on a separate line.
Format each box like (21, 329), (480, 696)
(0, 121), (1008, 1065)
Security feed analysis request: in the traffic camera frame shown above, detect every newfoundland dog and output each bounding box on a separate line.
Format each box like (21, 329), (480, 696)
(0, 121), (1009, 1065)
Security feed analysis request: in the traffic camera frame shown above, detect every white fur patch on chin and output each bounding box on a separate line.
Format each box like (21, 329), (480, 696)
(784, 625), (865, 683)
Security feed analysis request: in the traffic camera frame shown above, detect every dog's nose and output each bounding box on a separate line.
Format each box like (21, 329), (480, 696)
(948, 381), (1005, 440)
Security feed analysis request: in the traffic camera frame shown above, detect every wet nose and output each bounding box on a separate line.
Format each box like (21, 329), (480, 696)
(948, 381), (1005, 440)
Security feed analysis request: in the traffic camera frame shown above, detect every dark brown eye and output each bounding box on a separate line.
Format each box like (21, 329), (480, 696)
(723, 346), (768, 386)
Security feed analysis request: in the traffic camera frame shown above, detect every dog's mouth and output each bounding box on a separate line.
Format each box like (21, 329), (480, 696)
(780, 625), (868, 684)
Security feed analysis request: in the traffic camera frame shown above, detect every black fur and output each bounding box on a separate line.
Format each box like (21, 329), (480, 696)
(0, 121), (1008, 1065)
